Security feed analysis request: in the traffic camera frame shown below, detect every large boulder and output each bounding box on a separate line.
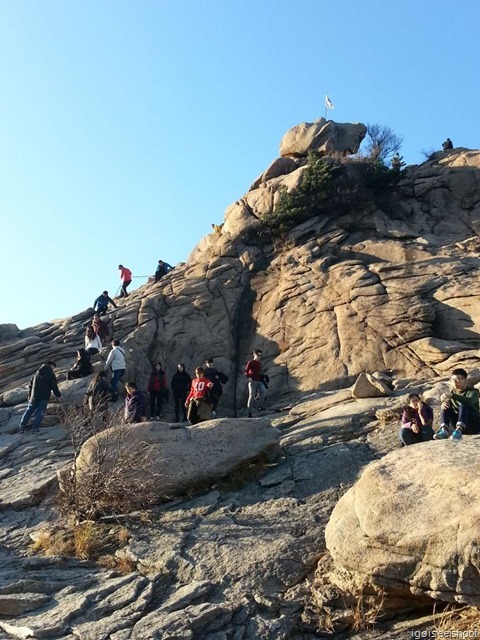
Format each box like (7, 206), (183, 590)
(325, 437), (480, 605)
(280, 119), (366, 158)
(351, 372), (392, 398)
(71, 418), (280, 504)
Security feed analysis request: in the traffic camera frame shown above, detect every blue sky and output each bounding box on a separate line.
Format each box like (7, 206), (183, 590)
(1, 0), (479, 329)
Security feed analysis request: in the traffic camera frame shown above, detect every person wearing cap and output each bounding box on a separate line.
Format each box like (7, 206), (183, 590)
(93, 291), (117, 317)
(19, 361), (62, 434)
(118, 265), (132, 298)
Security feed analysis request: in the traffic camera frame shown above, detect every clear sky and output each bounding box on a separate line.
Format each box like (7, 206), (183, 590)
(1, 0), (479, 329)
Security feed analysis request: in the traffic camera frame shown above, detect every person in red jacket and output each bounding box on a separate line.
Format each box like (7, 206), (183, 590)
(245, 349), (266, 418)
(118, 264), (132, 298)
(185, 367), (214, 425)
(147, 363), (168, 420)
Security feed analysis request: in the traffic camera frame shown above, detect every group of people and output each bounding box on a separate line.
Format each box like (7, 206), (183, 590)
(399, 368), (480, 445)
(92, 260), (174, 316)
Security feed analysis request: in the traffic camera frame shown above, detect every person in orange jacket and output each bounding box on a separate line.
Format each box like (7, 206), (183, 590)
(118, 265), (132, 298)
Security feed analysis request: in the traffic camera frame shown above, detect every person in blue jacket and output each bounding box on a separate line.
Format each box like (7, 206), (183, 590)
(93, 291), (117, 316)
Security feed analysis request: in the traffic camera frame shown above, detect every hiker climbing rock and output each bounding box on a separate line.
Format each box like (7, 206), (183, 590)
(19, 361), (61, 434)
(67, 348), (93, 380)
(93, 291), (117, 316)
(105, 339), (126, 401)
(118, 264), (132, 298)
(154, 260), (173, 283)
(91, 313), (110, 343)
(85, 325), (102, 357)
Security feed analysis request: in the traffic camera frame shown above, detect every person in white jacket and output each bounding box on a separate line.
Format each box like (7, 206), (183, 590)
(85, 326), (103, 357)
(105, 339), (126, 401)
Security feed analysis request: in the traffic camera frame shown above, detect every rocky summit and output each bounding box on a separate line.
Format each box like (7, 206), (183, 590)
(1, 120), (480, 638)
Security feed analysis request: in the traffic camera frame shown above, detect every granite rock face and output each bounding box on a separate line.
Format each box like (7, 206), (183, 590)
(1, 122), (480, 638)
(325, 437), (480, 606)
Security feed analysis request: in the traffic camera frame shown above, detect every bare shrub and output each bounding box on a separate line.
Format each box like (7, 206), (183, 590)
(57, 403), (165, 521)
(420, 147), (437, 161)
(364, 123), (403, 162)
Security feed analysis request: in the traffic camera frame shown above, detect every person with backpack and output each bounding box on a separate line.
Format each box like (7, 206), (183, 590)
(245, 349), (266, 418)
(19, 361), (62, 434)
(105, 339), (126, 401)
(171, 363), (192, 423)
(204, 358), (228, 417)
(185, 366), (214, 425)
(147, 362), (168, 420)
(93, 291), (117, 316)
(118, 265), (132, 298)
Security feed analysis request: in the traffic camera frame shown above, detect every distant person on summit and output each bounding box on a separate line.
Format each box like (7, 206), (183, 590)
(118, 265), (132, 298)
(93, 291), (117, 317)
(442, 137), (453, 151)
(154, 260), (173, 283)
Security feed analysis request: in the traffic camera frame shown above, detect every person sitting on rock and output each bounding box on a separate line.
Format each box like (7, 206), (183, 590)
(85, 325), (102, 358)
(154, 259), (173, 283)
(204, 357), (228, 417)
(91, 313), (110, 343)
(185, 366), (214, 425)
(124, 381), (146, 424)
(434, 368), (480, 441)
(19, 361), (62, 434)
(399, 393), (434, 446)
(442, 137), (453, 151)
(84, 370), (114, 414)
(93, 291), (117, 317)
(171, 363), (192, 423)
(147, 362), (168, 420)
(67, 348), (93, 380)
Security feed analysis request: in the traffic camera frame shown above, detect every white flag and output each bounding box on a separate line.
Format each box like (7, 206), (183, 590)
(325, 94), (334, 109)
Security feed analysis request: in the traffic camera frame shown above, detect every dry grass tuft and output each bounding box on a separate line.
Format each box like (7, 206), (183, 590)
(351, 588), (386, 631)
(433, 603), (480, 632)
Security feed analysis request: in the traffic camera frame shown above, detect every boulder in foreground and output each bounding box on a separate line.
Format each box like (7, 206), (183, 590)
(325, 437), (480, 605)
(70, 418), (280, 506)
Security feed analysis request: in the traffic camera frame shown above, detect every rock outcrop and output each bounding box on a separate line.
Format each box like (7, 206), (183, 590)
(72, 418), (280, 502)
(325, 436), (480, 606)
(2, 120), (480, 638)
(279, 119), (367, 157)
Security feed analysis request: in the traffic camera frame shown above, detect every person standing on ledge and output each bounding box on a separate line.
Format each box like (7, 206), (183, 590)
(105, 339), (126, 402)
(245, 349), (266, 418)
(118, 264), (132, 298)
(442, 137), (453, 151)
(19, 361), (62, 434)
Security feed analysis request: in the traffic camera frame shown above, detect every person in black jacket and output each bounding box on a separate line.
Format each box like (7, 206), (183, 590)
(204, 358), (228, 416)
(84, 370), (114, 414)
(67, 349), (93, 380)
(442, 137), (453, 151)
(19, 361), (62, 433)
(171, 363), (192, 422)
